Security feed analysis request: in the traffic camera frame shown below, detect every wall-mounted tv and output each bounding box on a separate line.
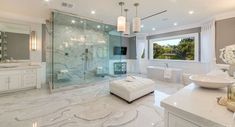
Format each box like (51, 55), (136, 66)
(113, 47), (127, 55)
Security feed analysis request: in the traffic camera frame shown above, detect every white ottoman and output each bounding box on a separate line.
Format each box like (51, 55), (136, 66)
(110, 76), (156, 103)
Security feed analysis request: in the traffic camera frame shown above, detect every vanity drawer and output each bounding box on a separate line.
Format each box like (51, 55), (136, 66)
(0, 71), (22, 91)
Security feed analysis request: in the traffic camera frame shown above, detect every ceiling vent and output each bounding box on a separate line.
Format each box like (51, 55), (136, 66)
(61, 2), (73, 8)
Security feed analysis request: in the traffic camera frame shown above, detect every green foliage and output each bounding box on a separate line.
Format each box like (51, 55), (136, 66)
(141, 49), (145, 59)
(153, 38), (195, 60)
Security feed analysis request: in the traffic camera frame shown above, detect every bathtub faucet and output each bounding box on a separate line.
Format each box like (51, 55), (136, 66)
(165, 63), (169, 68)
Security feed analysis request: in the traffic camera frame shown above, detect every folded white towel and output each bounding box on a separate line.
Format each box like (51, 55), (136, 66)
(60, 69), (69, 74)
(125, 76), (136, 82)
(164, 68), (172, 79)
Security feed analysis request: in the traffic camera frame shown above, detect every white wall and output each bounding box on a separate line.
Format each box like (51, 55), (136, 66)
(0, 12), (46, 85)
(136, 11), (235, 75)
(136, 31), (214, 74)
(0, 15), (43, 63)
(1, 10), (234, 84)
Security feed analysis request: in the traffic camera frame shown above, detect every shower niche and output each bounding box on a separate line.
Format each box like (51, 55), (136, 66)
(50, 12), (121, 89)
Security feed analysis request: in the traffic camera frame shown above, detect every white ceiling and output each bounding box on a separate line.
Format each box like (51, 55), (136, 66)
(0, 0), (235, 34)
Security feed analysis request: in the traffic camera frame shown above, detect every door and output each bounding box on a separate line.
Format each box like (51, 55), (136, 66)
(0, 75), (9, 91)
(8, 74), (21, 90)
(23, 73), (37, 87)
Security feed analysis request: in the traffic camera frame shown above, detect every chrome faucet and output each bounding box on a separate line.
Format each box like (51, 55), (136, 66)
(165, 63), (169, 68)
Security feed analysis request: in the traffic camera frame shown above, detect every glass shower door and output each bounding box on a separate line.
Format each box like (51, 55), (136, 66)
(52, 12), (110, 89)
(82, 20), (109, 83)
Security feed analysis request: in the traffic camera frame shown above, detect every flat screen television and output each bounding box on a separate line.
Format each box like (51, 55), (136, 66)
(113, 47), (127, 55)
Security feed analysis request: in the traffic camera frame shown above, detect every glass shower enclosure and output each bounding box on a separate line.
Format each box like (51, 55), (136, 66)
(48, 11), (121, 89)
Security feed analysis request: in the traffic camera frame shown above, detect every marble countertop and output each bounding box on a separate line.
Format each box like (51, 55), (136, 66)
(161, 84), (234, 127)
(0, 64), (41, 71)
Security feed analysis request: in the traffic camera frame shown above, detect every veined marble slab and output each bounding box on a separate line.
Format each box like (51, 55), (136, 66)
(0, 80), (182, 127)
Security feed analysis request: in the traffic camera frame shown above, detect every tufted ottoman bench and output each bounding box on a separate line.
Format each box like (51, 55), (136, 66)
(110, 76), (156, 103)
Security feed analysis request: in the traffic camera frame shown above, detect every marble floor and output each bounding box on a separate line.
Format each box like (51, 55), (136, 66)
(0, 80), (183, 127)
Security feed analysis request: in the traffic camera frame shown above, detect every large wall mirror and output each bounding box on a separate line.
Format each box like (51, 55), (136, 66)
(215, 17), (235, 64)
(0, 21), (30, 61)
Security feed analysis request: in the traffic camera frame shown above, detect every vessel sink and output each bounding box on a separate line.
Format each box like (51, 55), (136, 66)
(189, 74), (235, 89)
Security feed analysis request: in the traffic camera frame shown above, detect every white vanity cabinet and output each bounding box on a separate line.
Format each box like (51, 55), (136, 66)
(8, 72), (22, 90)
(0, 75), (10, 91)
(0, 66), (41, 93)
(168, 113), (199, 127)
(0, 71), (21, 91)
(22, 69), (37, 87)
(161, 84), (234, 127)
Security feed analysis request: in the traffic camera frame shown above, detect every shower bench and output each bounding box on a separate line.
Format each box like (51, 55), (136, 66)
(110, 76), (156, 103)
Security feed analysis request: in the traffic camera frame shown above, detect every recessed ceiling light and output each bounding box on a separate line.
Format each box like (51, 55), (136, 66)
(141, 25), (144, 28)
(152, 28), (156, 31)
(91, 10), (96, 14)
(44, 0), (50, 2)
(188, 10), (194, 15)
(97, 25), (101, 29)
(71, 20), (76, 24)
(173, 22), (178, 26)
(80, 20), (84, 23)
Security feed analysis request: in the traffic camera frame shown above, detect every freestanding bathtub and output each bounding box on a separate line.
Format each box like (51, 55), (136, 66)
(147, 66), (182, 83)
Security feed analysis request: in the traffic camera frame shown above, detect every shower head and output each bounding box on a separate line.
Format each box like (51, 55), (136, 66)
(45, 19), (53, 35)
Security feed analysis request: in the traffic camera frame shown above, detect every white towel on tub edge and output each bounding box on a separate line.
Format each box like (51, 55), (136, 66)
(164, 68), (172, 79)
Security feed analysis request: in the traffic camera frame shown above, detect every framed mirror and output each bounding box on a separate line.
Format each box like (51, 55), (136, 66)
(0, 21), (31, 61)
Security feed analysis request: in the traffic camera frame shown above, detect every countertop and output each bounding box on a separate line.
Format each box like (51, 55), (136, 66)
(0, 65), (41, 71)
(161, 84), (234, 127)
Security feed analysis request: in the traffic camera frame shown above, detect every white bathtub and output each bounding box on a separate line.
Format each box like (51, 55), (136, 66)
(147, 66), (182, 83)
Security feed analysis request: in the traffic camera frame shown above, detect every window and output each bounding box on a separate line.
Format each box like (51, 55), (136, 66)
(149, 33), (199, 61)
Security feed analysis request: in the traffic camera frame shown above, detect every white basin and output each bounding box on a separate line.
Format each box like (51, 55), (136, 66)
(190, 75), (235, 89)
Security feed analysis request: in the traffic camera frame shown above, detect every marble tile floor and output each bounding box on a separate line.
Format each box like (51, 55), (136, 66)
(0, 80), (183, 127)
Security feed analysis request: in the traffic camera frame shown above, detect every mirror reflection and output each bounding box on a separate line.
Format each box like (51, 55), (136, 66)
(0, 21), (30, 62)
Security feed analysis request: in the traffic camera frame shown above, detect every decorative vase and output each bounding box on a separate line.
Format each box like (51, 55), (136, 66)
(228, 64), (235, 77)
(228, 84), (235, 102)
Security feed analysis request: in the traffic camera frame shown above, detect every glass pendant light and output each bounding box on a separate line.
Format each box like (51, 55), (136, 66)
(123, 9), (130, 35)
(132, 3), (141, 33)
(117, 2), (126, 32)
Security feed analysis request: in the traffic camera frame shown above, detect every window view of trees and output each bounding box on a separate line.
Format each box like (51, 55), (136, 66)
(153, 37), (195, 60)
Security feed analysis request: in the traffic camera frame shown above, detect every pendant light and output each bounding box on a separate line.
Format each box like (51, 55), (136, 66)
(132, 3), (141, 33)
(123, 9), (130, 35)
(117, 2), (126, 32)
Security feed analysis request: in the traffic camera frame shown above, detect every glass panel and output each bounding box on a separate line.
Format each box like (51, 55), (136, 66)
(51, 12), (122, 89)
(152, 36), (196, 60)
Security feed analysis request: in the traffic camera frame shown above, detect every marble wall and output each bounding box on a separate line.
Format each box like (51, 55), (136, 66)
(51, 12), (116, 88)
